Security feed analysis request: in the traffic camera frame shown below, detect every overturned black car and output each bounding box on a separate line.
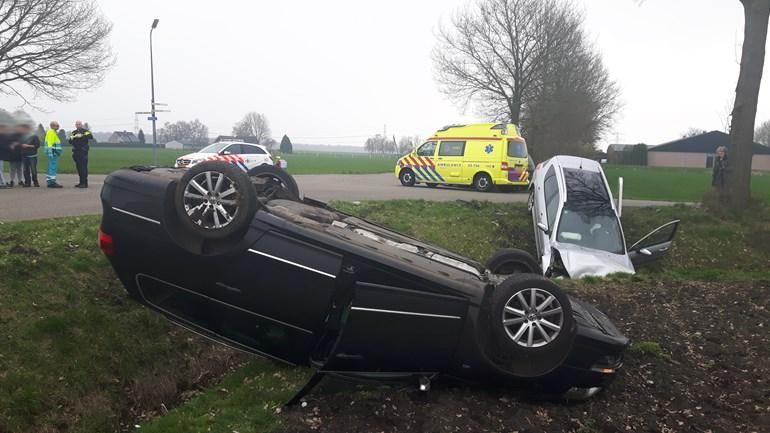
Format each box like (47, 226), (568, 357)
(99, 162), (628, 402)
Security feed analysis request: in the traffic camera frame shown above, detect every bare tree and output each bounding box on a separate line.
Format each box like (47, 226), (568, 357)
(433, 0), (619, 159)
(755, 119), (770, 145)
(364, 134), (396, 154)
(724, 0), (770, 208)
(681, 127), (708, 138)
(0, 0), (113, 103)
(158, 119), (209, 146)
(397, 135), (420, 154)
(232, 112), (271, 143)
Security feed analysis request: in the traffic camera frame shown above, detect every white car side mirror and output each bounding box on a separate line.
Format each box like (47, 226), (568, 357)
(537, 222), (549, 234)
(639, 248), (652, 256)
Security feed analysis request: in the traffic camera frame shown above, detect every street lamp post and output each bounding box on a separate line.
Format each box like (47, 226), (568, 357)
(150, 18), (159, 165)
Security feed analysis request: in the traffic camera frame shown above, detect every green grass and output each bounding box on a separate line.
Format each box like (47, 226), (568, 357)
(3, 200), (770, 432)
(628, 341), (665, 358)
(52, 147), (397, 175)
(603, 164), (770, 203)
(0, 216), (297, 433)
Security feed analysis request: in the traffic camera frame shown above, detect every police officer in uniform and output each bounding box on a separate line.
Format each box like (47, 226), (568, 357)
(69, 120), (93, 188)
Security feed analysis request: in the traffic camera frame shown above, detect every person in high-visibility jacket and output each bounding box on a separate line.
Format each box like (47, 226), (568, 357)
(45, 121), (63, 188)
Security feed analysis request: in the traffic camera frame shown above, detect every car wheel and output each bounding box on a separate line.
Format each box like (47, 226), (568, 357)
(473, 172), (493, 192)
(486, 248), (540, 275)
(247, 164), (300, 201)
(426, 183), (438, 188)
(488, 274), (575, 377)
(174, 161), (257, 240)
(399, 169), (416, 186)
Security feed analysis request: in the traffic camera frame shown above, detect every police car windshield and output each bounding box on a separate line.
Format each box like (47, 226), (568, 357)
(199, 142), (231, 154)
(556, 168), (624, 254)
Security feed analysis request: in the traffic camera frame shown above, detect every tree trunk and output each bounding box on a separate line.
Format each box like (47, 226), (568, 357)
(726, 0), (770, 208)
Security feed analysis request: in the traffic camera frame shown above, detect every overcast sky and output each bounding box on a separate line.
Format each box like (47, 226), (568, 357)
(7, 0), (760, 149)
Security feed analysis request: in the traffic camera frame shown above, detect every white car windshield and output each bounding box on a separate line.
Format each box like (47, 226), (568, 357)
(198, 142), (231, 154)
(556, 168), (625, 255)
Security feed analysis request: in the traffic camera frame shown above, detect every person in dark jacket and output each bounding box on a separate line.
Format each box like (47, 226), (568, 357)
(14, 111), (41, 187)
(69, 120), (92, 188)
(0, 109), (24, 188)
(712, 146), (729, 188)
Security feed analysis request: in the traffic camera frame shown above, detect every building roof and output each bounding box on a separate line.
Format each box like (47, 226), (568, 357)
(650, 130), (770, 155)
(110, 131), (138, 142)
(607, 143), (646, 152)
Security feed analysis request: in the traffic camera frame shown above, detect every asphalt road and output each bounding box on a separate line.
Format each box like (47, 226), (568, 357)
(0, 172), (686, 223)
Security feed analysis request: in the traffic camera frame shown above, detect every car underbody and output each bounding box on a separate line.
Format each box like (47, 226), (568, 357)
(99, 163), (628, 404)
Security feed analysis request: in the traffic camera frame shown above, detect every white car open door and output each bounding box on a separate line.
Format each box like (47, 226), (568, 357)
(628, 220), (680, 268)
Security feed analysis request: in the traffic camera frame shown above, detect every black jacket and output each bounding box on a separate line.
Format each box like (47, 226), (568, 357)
(712, 156), (728, 187)
(69, 128), (92, 153)
(21, 134), (41, 157)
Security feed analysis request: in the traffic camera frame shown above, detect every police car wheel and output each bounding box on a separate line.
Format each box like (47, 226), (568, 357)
(174, 161), (257, 241)
(399, 169), (416, 187)
(488, 274), (576, 378)
(247, 164), (300, 201)
(474, 173), (493, 192)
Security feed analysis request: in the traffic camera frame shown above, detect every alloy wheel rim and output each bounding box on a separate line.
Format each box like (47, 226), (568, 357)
(404, 172), (413, 183)
(183, 171), (240, 229)
(502, 288), (563, 348)
(479, 177), (489, 189)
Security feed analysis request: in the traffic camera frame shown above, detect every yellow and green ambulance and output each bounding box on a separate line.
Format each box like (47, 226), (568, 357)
(395, 123), (531, 192)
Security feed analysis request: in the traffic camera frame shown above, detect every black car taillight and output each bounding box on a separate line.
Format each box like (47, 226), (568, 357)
(98, 228), (114, 256)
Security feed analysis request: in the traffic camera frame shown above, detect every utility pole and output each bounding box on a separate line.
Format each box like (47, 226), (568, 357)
(150, 18), (159, 165)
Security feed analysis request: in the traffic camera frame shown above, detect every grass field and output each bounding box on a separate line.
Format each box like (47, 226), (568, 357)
(2, 200), (769, 432)
(49, 148), (770, 203)
(53, 147), (398, 175)
(603, 164), (770, 203)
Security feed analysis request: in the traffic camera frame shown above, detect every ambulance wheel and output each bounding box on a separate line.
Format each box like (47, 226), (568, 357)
(399, 169), (416, 187)
(474, 173), (494, 192)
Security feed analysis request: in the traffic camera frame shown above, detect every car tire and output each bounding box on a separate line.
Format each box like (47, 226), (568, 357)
(174, 161), (258, 240)
(486, 248), (541, 275)
(487, 274), (575, 378)
(473, 172), (493, 192)
(399, 169), (416, 187)
(247, 164), (300, 201)
(426, 183), (438, 188)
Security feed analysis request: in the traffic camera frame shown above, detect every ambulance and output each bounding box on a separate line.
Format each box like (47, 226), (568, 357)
(395, 123), (531, 192)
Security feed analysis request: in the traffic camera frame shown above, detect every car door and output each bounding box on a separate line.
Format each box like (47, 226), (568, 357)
(535, 166), (560, 273)
(435, 140), (466, 183)
(221, 143), (242, 155)
(241, 144), (269, 168)
(411, 141), (441, 183)
(627, 220), (680, 268)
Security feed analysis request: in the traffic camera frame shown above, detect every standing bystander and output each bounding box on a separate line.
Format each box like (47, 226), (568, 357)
(69, 120), (92, 188)
(14, 111), (41, 187)
(45, 121), (63, 188)
(712, 146), (729, 189)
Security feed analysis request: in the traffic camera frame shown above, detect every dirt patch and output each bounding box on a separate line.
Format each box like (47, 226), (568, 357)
(278, 280), (770, 433)
(8, 244), (38, 255)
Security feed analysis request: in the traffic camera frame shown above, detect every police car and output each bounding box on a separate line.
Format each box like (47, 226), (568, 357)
(175, 141), (276, 171)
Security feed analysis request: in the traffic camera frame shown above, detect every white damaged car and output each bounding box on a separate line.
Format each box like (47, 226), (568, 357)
(527, 155), (679, 279)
